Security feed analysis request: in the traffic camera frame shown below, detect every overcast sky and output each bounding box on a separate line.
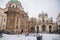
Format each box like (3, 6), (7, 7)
(0, 0), (60, 21)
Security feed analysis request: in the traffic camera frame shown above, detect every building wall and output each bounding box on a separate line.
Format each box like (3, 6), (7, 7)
(0, 8), (7, 31)
(4, 2), (28, 34)
(56, 13), (60, 33)
(0, 0), (57, 34)
(28, 17), (36, 33)
(35, 11), (56, 33)
(57, 13), (60, 25)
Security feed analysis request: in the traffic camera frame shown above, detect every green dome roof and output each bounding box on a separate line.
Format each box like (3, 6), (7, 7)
(10, 0), (18, 3)
(9, 0), (22, 7)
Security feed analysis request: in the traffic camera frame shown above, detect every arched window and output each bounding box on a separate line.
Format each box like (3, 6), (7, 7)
(9, 4), (11, 7)
(42, 19), (44, 22)
(4, 18), (5, 22)
(16, 5), (18, 8)
(21, 29), (23, 33)
(11, 4), (16, 8)
(16, 25), (18, 29)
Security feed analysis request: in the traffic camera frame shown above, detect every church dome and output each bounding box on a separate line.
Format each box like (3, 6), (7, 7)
(9, 0), (20, 4)
(9, 0), (22, 6)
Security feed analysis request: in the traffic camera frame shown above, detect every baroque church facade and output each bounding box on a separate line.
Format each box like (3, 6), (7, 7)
(5, 0), (28, 33)
(35, 11), (57, 33)
(4, 0), (28, 34)
(0, 0), (57, 34)
(28, 11), (57, 33)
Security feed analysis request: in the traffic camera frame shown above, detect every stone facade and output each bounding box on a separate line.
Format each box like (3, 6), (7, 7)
(56, 13), (60, 33)
(28, 17), (36, 33)
(35, 11), (56, 33)
(4, 0), (28, 34)
(0, 8), (7, 31)
(0, 0), (57, 34)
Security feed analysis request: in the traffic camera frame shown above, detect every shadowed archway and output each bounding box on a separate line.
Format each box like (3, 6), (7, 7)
(49, 26), (52, 33)
(37, 26), (39, 33)
(30, 27), (35, 33)
(42, 25), (46, 32)
(21, 29), (23, 34)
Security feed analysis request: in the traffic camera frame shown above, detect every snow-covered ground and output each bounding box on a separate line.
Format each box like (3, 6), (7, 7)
(42, 34), (60, 40)
(0, 33), (60, 40)
(0, 34), (36, 40)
